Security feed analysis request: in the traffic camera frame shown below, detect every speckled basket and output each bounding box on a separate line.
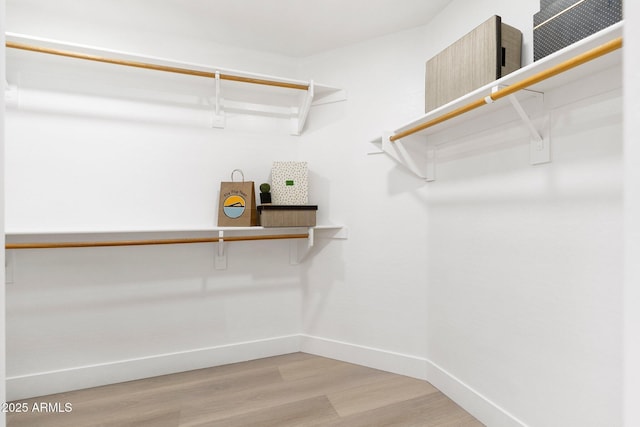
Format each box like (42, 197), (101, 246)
(533, 0), (622, 61)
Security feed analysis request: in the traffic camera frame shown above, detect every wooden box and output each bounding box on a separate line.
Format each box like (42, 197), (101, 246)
(258, 205), (317, 227)
(425, 15), (522, 112)
(533, 0), (622, 61)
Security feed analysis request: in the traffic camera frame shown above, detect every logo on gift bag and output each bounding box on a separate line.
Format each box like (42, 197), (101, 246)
(222, 193), (247, 218)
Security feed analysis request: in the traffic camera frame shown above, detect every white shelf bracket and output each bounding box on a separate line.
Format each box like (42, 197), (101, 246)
(290, 227), (314, 265)
(215, 230), (227, 270)
(5, 81), (18, 107)
(426, 146), (436, 182)
(212, 71), (226, 128)
(505, 91), (550, 165)
(5, 250), (15, 284)
(529, 115), (550, 165)
(312, 88), (347, 106)
(292, 80), (314, 135)
(381, 131), (433, 180)
(506, 93), (543, 142)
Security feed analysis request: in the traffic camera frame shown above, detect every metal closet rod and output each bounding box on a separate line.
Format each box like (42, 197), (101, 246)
(5, 41), (310, 91)
(390, 36), (623, 142)
(5, 233), (309, 250)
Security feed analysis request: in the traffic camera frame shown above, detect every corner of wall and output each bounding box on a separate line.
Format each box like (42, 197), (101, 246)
(624, 2), (640, 425)
(1, 0), (8, 423)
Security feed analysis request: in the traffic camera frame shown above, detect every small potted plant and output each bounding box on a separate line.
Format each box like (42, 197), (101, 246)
(259, 183), (272, 204)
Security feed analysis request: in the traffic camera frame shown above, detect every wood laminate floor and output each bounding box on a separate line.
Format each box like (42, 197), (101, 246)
(7, 353), (484, 426)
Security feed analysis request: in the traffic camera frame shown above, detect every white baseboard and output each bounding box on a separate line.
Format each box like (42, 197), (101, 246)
(424, 358), (528, 427)
(7, 333), (527, 426)
(300, 334), (429, 380)
(6, 334), (301, 401)
(301, 334), (527, 427)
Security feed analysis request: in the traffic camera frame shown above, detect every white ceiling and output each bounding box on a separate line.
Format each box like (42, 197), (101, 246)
(7, 0), (454, 57)
(164, 0), (454, 56)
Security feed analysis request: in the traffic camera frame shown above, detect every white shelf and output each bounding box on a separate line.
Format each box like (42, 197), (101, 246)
(4, 225), (348, 275)
(4, 32), (347, 135)
(5, 224), (346, 236)
(377, 22), (623, 179)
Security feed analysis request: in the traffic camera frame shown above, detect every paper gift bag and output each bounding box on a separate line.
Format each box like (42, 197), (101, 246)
(217, 169), (258, 227)
(271, 161), (308, 205)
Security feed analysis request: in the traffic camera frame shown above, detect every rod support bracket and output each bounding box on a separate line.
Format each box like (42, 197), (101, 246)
(529, 116), (550, 165)
(215, 230), (227, 270)
(212, 71), (225, 128)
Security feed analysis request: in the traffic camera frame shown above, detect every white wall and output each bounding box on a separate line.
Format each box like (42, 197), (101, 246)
(624, 1), (640, 426)
(1, 0), (8, 423)
(4, 1), (630, 426)
(299, 1), (623, 426)
(5, 0), (298, 77)
(4, 1), (310, 400)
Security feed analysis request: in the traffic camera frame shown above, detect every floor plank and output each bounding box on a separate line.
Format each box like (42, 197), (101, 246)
(209, 396), (340, 427)
(178, 359), (393, 426)
(325, 393), (484, 427)
(7, 353), (484, 427)
(327, 375), (439, 417)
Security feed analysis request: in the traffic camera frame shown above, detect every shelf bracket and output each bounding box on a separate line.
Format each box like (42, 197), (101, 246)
(499, 86), (550, 165)
(290, 227), (314, 264)
(288, 226), (348, 264)
(212, 71), (226, 129)
(292, 80), (314, 135)
(426, 147), (436, 182)
(381, 131), (434, 180)
(4, 81), (18, 107)
(215, 230), (227, 270)
(5, 250), (15, 284)
(312, 88), (347, 106)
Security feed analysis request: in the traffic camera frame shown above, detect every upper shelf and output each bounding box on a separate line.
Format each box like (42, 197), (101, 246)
(4, 32), (347, 135)
(392, 22), (622, 140)
(376, 22), (623, 179)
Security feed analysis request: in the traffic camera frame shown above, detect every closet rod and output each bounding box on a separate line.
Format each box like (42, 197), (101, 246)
(5, 41), (310, 91)
(390, 36), (623, 142)
(5, 233), (309, 250)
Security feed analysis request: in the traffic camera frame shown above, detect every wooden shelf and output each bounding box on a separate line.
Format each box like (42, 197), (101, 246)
(376, 22), (623, 179)
(4, 32), (346, 135)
